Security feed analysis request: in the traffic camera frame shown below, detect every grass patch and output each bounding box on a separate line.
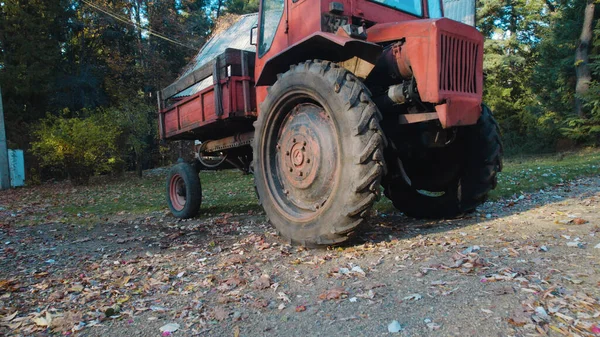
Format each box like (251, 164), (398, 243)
(59, 170), (260, 217)
(490, 149), (600, 200)
(13, 149), (599, 220)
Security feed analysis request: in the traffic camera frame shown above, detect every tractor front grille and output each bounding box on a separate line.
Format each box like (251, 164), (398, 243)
(439, 33), (478, 94)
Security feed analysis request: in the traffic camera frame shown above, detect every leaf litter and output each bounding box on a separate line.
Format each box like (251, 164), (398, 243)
(0, 175), (600, 335)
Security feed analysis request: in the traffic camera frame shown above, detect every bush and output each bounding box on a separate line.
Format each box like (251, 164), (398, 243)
(31, 112), (120, 185)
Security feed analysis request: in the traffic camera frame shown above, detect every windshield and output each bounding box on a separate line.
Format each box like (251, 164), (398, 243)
(371, 0), (423, 16)
(443, 0), (475, 26)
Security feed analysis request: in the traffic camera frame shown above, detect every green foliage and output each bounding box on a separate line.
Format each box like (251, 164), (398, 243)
(31, 112), (120, 185)
(224, 0), (259, 14)
(101, 96), (157, 176)
(479, 0), (600, 153)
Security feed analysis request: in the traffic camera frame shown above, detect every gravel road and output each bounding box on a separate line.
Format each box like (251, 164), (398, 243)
(1, 176), (599, 336)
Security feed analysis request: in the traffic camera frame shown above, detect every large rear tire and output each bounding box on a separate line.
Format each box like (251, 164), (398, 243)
(383, 105), (502, 218)
(166, 162), (202, 219)
(253, 61), (386, 246)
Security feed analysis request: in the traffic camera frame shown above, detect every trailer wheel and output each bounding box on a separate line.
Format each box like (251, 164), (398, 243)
(166, 162), (202, 218)
(253, 61), (386, 246)
(383, 105), (502, 218)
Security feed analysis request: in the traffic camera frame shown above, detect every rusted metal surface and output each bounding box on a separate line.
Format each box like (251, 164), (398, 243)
(162, 48), (256, 100)
(254, 0), (420, 92)
(169, 174), (186, 211)
(398, 112), (439, 124)
(367, 18), (483, 128)
(160, 75), (256, 140)
(434, 97), (481, 128)
(199, 132), (254, 153)
(159, 0), (486, 146)
(269, 102), (337, 213)
(255, 32), (382, 86)
(157, 90), (166, 140)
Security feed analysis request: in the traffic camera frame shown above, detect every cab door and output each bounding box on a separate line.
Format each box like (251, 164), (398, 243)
(255, 0), (287, 85)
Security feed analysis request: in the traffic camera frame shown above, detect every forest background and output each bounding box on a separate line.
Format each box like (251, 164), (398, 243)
(0, 0), (598, 183)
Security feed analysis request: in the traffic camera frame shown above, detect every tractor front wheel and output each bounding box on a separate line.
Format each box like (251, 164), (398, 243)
(166, 162), (202, 218)
(383, 105), (503, 218)
(253, 61), (386, 246)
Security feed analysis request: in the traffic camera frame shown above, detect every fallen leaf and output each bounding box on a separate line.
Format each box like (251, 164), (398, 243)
(295, 305), (306, 312)
(356, 290), (375, 299)
(213, 307), (229, 321)
(319, 287), (348, 300)
(252, 274), (271, 290)
(1, 311), (18, 322)
(32, 311), (52, 327)
(159, 322), (180, 333)
(403, 293), (423, 301)
(223, 255), (246, 266)
(507, 308), (530, 327)
(69, 284), (84, 292)
(426, 322), (441, 330)
(51, 311), (82, 332)
(278, 292), (291, 303)
(572, 218), (588, 225)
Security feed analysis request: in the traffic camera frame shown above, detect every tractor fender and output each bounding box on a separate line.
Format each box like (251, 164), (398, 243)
(256, 32), (382, 86)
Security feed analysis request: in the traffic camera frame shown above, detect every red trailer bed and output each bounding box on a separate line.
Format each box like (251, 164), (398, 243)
(158, 48), (257, 141)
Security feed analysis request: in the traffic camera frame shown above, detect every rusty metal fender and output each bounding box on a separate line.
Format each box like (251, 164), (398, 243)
(255, 32), (382, 86)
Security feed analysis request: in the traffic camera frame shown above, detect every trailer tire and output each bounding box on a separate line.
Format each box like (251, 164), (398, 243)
(383, 105), (502, 218)
(166, 162), (202, 219)
(253, 60), (386, 246)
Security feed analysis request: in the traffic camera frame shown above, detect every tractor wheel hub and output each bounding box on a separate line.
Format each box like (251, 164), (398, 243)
(276, 103), (336, 210)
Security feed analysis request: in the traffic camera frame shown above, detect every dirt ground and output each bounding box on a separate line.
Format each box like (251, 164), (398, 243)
(1, 176), (600, 336)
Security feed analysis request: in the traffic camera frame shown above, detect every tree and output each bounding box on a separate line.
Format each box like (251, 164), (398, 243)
(478, 0), (557, 153)
(223, 0), (259, 14)
(575, 1), (596, 117)
(0, 0), (70, 148)
(102, 97), (156, 177)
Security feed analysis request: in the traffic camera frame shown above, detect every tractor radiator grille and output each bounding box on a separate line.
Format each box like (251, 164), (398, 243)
(439, 34), (478, 94)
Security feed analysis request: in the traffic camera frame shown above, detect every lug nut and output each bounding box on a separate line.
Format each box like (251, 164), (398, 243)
(286, 151), (290, 156)
(306, 159), (311, 163)
(303, 141), (307, 146)
(292, 138), (297, 143)
(298, 171), (303, 177)
(289, 167), (293, 172)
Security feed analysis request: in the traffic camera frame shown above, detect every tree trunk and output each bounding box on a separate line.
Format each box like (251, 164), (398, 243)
(136, 151), (143, 178)
(574, 1), (595, 117)
(216, 0), (223, 18)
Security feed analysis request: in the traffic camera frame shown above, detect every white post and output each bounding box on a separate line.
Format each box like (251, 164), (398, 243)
(0, 85), (11, 190)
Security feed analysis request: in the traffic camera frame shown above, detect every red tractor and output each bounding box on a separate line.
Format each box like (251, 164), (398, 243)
(158, 0), (502, 246)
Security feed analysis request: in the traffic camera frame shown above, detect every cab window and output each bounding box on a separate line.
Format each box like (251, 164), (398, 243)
(370, 0), (423, 17)
(258, 0), (285, 57)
